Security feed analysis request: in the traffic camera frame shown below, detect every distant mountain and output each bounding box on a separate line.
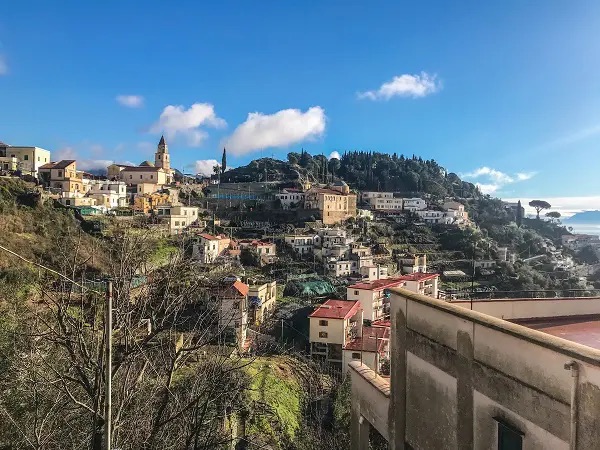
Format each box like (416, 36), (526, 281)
(565, 211), (600, 223)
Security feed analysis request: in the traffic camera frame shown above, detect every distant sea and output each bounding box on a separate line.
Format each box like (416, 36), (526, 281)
(565, 223), (600, 236)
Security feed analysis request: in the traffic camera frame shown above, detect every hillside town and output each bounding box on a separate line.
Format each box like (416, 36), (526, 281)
(3, 135), (600, 449)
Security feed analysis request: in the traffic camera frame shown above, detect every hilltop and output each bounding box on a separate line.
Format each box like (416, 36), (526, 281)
(221, 150), (481, 200)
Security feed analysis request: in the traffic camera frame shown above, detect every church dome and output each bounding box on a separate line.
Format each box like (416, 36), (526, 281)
(139, 160), (155, 167)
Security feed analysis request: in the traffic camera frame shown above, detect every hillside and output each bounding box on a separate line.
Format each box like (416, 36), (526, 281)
(222, 151), (481, 199)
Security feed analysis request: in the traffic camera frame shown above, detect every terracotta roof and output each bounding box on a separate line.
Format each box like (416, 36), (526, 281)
(344, 326), (390, 352)
(309, 188), (349, 196)
(39, 162), (56, 169)
(53, 160), (76, 169)
(232, 280), (249, 296)
(348, 277), (406, 291)
(400, 272), (439, 282)
(309, 299), (361, 320)
(199, 233), (219, 240)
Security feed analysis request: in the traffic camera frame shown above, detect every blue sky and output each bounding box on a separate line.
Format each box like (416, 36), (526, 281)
(1, 1), (600, 214)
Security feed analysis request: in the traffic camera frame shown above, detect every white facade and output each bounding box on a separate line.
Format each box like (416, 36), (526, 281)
(284, 234), (316, 254)
(415, 209), (453, 224)
(374, 197), (404, 211)
(276, 189), (305, 209)
(402, 198), (427, 212)
(86, 180), (128, 209)
(193, 234), (221, 263)
(156, 205), (199, 234)
(0, 146), (51, 176)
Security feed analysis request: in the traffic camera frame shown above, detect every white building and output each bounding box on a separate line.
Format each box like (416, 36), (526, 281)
(346, 278), (407, 321)
(0, 143), (52, 176)
(443, 200), (468, 223)
(361, 191), (395, 207)
(373, 197), (404, 211)
(415, 209), (453, 224)
(276, 188), (305, 209)
(284, 234), (317, 255)
(400, 272), (439, 298)
(86, 180), (128, 209)
(193, 233), (222, 263)
(402, 198), (427, 212)
(156, 205), (199, 234)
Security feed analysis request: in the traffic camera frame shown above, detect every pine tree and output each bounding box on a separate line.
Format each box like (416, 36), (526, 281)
(221, 148), (227, 173)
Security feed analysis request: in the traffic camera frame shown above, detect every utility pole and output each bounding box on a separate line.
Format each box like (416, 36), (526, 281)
(104, 280), (113, 450)
(280, 318), (284, 344)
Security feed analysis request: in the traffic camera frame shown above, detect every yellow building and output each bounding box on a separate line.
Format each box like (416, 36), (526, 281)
(39, 160), (85, 193)
(133, 192), (170, 213)
(248, 281), (277, 324)
(304, 181), (357, 225)
(108, 136), (173, 187)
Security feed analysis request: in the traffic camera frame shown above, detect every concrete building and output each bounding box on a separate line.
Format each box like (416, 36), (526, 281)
(361, 191), (394, 206)
(444, 200), (469, 223)
(415, 209), (453, 224)
(402, 198), (427, 212)
(374, 197), (404, 212)
(343, 324), (390, 374)
(39, 160), (84, 193)
(133, 191), (170, 213)
(398, 254), (427, 274)
(347, 278), (407, 321)
(86, 180), (128, 209)
(193, 233), (221, 263)
(108, 136), (173, 188)
(400, 272), (439, 298)
(304, 182), (357, 225)
(237, 239), (277, 265)
(275, 188), (305, 209)
(348, 290), (600, 449)
(284, 234), (317, 255)
(0, 142), (51, 176)
(155, 205), (199, 234)
(247, 281), (277, 325)
(214, 279), (249, 348)
(309, 299), (362, 371)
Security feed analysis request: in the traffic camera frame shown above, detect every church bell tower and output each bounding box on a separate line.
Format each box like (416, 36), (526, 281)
(155, 135), (170, 171)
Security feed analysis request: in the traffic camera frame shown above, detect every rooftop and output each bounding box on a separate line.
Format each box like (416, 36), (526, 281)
(344, 326), (390, 352)
(199, 233), (219, 241)
(400, 272), (439, 282)
(53, 160), (77, 169)
(309, 299), (361, 320)
(514, 315), (600, 350)
(348, 277), (407, 291)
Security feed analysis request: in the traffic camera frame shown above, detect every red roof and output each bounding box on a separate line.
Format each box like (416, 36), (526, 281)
(344, 326), (390, 352)
(309, 299), (361, 320)
(199, 233), (219, 241)
(232, 280), (249, 296)
(400, 272), (439, 282)
(348, 277), (406, 291)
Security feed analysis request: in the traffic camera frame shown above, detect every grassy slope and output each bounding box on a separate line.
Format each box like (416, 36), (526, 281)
(244, 356), (303, 444)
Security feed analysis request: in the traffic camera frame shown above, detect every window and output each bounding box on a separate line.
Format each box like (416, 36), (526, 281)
(58, 170), (63, 177)
(140, 175), (143, 179)
(37, 156), (40, 161)
(130, 175), (133, 179)
(319, 320), (328, 326)
(318, 332), (328, 338)
(352, 352), (361, 359)
(496, 419), (523, 450)
(354, 290), (359, 295)
(174, 221), (180, 226)
(65, 200), (71, 205)
(24, 155), (29, 160)
(233, 301), (240, 309)
(150, 175), (153, 179)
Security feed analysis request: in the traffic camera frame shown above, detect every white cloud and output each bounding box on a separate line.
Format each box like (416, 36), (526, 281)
(462, 166), (536, 195)
(503, 196), (600, 218)
(358, 72), (440, 100)
(0, 55), (7, 75)
(194, 159), (220, 177)
(516, 172), (536, 181)
(476, 183), (500, 195)
(329, 151), (341, 160)
(223, 106), (326, 155)
(116, 95), (144, 108)
(151, 103), (226, 146)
